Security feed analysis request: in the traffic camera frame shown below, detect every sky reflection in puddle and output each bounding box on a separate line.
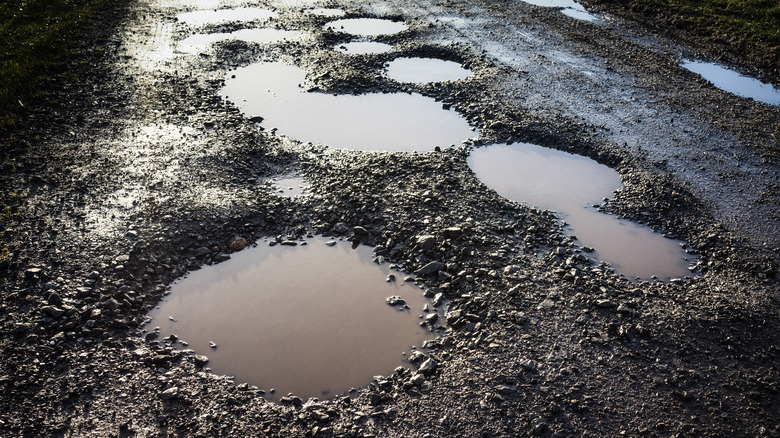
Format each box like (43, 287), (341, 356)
(519, 0), (599, 22)
(145, 237), (442, 401)
(176, 8), (277, 26)
(325, 18), (408, 36)
(385, 57), (472, 83)
(682, 60), (780, 106)
(468, 143), (694, 280)
(336, 41), (393, 55)
(180, 28), (302, 47)
(220, 62), (476, 151)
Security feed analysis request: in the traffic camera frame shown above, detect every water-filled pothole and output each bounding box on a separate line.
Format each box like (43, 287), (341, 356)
(682, 60), (780, 106)
(324, 18), (408, 36)
(336, 41), (393, 55)
(176, 8), (277, 26)
(468, 143), (694, 280)
(385, 57), (472, 83)
(180, 29), (302, 47)
(220, 62), (476, 151)
(145, 237), (443, 401)
(519, 0), (599, 22)
(271, 174), (311, 197)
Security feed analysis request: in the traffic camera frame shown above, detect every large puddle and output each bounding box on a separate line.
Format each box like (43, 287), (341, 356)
(468, 143), (694, 280)
(325, 18), (409, 36)
(682, 60), (780, 106)
(176, 8), (277, 26)
(385, 57), (472, 83)
(146, 237), (442, 401)
(180, 29), (302, 47)
(220, 62), (476, 151)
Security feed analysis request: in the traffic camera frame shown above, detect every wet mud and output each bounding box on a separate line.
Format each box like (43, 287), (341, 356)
(1, 0), (779, 437)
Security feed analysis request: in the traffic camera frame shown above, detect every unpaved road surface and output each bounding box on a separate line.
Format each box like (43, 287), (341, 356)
(1, 0), (779, 436)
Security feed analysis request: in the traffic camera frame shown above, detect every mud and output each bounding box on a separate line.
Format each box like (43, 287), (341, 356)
(1, 0), (778, 437)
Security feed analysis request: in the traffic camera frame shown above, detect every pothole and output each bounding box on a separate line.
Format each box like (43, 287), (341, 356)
(220, 61), (476, 151)
(324, 18), (409, 36)
(271, 174), (311, 197)
(520, 0), (599, 22)
(682, 60), (780, 106)
(180, 28), (302, 47)
(384, 57), (472, 83)
(335, 41), (393, 55)
(145, 237), (443, 401)
(176, 8), (277, 26)
(468, 143), (695, 280)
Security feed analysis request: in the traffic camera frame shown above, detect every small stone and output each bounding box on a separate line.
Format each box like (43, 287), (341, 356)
(193, 355), (209, 367)
(229, 237), (247, 251)
(87, 271), (100, 279)
(103, 298), (120, 310)
(352, 226), (368, 235)
(386, 296), (405, 306)
(213, 253), (230, 263)
(325, 240), (337, 247)
(41, 306), (65, 319)
(195, 247), (210, 256)
(595, 299), (615, 309)
(417, 358), (437, 376)
(416, 235), (436, 251)
(416, 261), (445, 276)
(537, 298), (555, 310)
(424, 313), (439, 324)
(432, 293), (445, 307)
(409, 373), (426, 386)
(160, 387), (179, 400)
(47, 292), (62, 306)
(386, 274), (396, 282)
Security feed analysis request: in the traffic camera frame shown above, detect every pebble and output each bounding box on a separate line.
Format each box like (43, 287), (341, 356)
(386, 295), (405, 306)
(416, 261), (445, 275)
(417, 358), (437, 376)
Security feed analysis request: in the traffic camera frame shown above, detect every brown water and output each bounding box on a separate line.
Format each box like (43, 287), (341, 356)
(220, 62), (476, 151)
(468, 143), (695, 280)
(145, 237), (441, 401)
(385, 57), (472, 83)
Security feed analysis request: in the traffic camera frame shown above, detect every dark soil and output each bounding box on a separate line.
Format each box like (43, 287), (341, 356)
(1, 0), (778, 437)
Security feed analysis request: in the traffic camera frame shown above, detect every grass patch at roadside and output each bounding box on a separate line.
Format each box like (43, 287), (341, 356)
(0, 0), (108, 131)
(588, 0), (780, 79)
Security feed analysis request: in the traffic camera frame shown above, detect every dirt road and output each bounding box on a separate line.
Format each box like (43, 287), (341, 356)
(1, 0), (778, 436)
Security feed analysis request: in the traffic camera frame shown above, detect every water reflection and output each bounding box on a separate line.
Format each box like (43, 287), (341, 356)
(325, 18), (409, 36)
(682, 60), (780, 106)
(385, 57), (472, 83)
(468, 143), (694, 280)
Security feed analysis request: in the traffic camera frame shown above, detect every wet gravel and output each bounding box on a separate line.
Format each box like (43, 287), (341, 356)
(1, 0), (779, 436)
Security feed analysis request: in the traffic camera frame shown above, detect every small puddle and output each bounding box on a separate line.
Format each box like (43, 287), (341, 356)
(176, 8), (277, 26)
(308, 8), (346, 17)
(468, 143), (694, 280)
(385, 57), (472, 83)
(145, 237), (442, 401)
(519, 0), (599, 22)
(336, 41), (393, 55)
(682, 60), (780, 106)
(180, 28), (302, 47)
(220, 62), (476, 151)
(324, 18), (409, 36)
(271, 175), (311, 197)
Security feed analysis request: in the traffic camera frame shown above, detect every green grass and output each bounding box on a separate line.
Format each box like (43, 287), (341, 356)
(0, 0), (108, 130)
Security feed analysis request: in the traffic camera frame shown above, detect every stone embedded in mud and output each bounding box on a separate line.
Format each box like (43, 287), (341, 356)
(230, 237), (247, 251)
(386, 295), (406, 306)
(416, 261), (445, 275)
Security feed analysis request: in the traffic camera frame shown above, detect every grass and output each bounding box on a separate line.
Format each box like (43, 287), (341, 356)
(0, 0), (108, 130)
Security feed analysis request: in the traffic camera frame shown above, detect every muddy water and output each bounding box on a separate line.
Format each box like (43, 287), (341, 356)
(468, 143), (694, 280)
(176, 8), (277, 26)
(146, 237), (442, 401)
(385, 57), (472, 83)
(682, 60), (780, 106)
(271, 175), (310, 197)
(325, 18), (409, 36)
(180, 29), (302, 47)
(220, 62), (476, 151)
(336, 41), (393, 55)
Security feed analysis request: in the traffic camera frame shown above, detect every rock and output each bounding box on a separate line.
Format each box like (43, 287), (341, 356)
(87, 271), (100, 279)
(409, 373), (426, 386)
(408, 351), (427, 363)
(195, 247), (210, 256)
(193, 355), (209, 367)
(229, 237), (247, 251)
(25, 268), (43, 279)
(416, 235), (436, 251)
(213, 253), (230, 263)
(46, 292), (62, 306)
(416, 261), (445, 275)
(595, 299), (616, 309)
(41, 306), (65, 319)
(160, 387), (179, 400)
(325, 240), (337, 246)
(424, 313), (439, 324)
(386, 296), (405, 306)
(432, 293), (445, 307)
(103, 298), (120, 310)
(116, 255), (130, 263)
(332, 223), (349, 234)
(417, 358), (437, 376)
(537, 298), (555, 310)
(352, 226), (368, 235)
